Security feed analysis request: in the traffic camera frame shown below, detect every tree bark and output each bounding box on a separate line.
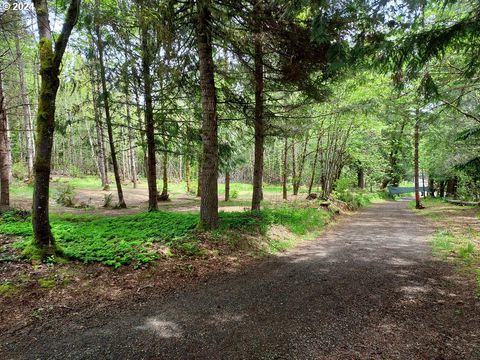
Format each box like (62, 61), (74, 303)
(439, 181), (445, 198)
(32, 0), (80, 251)
(132, 68), (148, 178)
(160, 151), (169, 200)
(357, 166), (365, 189)
(446, 178), (458, 198)
(197, 0), (219, 229)
(196, 154), (202, 197)
(291, 141), (296, 195)
(0, 71), (10, 208)
(225, 171), (230, 202)
(414, 116), (421, 209)
(88, 61), (108, 189)
(124, 72), (137, 189)
(15, 31), (35, 181)
(251, 0), (264, 211)
(293, 135), (308, 196)
(95, 16), (126, 208)
(139, 7), (158, 210)
(185, 157), (191, 193)
(308, 134), (322, 195)
(282, 137), (288, 200)
(428, 177), (435, 197)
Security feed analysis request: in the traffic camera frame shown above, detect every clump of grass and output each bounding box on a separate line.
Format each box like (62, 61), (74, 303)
(0, 282), (18, 297)
(38, 278), (56, 289)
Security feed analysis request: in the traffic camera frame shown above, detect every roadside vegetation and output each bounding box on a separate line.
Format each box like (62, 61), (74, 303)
(1, 187), (383, 269)
(411, 198), (480, 295)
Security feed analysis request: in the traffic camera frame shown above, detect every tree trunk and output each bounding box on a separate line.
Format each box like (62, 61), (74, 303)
(357, 167), (365, 189)
(291, 141), (296, 195)
(308, 134), (321, 195)
(446, 178), (457, 198)
(125, 78), (137, 189)
(32, 0), (80, 252)
(225, 171), (230, 202)
(15, 31), (35, 181)
(414, 117), (421, 209)
(282, 137), (288, 200)
(89, 62), (108, 189)
(0, 71), (10, 208)
(160, 151), (169, 200)
(293, 135), (308, 196)
(95, 20), (126, 208)
(428, 177), (435, 197)
(132, 69), (148, 178)
(251, 1), (264, 211)
(439, 181), (445, 198)
(196, 154), (202, 197)
(84, 118), (98, 175)
(140, 10), (158, 210)
(197, 0), (219, 229)
(185, 157), (191, 193)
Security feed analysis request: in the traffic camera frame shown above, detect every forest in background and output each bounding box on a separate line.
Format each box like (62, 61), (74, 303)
(0, 0), (479, 259)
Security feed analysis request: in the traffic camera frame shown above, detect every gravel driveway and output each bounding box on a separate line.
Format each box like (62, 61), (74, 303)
(3, 200), (480, 359)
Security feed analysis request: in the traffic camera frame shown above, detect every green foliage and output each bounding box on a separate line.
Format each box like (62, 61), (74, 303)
(0, 204), (334, 267)
(230, 189), (239, 199)
(333, 190), (385, 209)
(0, 282), (18, 297)
(334, 175), (356, 193)
(11, 162), (28, 180)
(55, 184), (76, 207)
(38, 278), (56, 289)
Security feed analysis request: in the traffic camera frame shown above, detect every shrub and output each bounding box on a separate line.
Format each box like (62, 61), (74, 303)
(12, 162), (28, 180)
(55, 184), (76, 207)
(230, 189), (239, 199)
(103, 193), (113, 208)
(333, 189), (383, 209)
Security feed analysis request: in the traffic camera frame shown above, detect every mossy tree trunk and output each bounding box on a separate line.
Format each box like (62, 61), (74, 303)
(32, 0), (81, 252)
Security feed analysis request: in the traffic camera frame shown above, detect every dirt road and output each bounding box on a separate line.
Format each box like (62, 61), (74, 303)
(2, 200), (479, 359)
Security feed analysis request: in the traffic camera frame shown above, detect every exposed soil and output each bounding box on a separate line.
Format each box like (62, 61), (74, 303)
(2, 200), (480, 359)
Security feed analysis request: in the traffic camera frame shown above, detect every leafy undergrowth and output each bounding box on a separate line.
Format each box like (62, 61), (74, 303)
(333, 190), (387, 210)
(0, 204), (337, 268)
(411, 197), (480, 296)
